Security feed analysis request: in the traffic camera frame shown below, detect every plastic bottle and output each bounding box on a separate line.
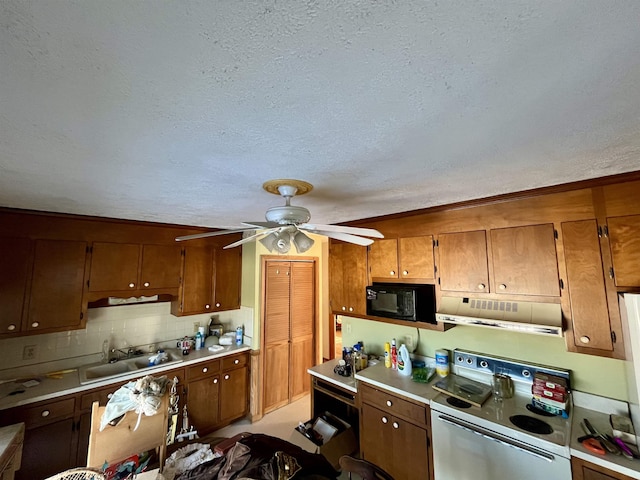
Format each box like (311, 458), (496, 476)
(352, 344), (362, 371)
(235, 326), (243, 346)
(391, 338), (398, 370)
(384, 342), (391, 368)
(195, 330), (203, 350)
(398, 344), (412, 376)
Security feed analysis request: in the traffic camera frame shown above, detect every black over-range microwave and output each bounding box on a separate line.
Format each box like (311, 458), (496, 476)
(365, 283), (436, 323)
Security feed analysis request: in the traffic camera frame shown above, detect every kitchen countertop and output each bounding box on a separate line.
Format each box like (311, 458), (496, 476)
(0, 344), (250, 411)
(307, 358), (357, 393)
(309, 359), (640, 479)
(0, 422), (24, 475)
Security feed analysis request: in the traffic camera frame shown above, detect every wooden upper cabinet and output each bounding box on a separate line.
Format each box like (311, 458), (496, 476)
(369, 239), (399, 280)
(88, 242), (140, 292)
(398, 236), (435, 280)
(437, 230), (489, 293)
(212, 246), (242, 311)
(369, 236), (435, 282)
(26, 239), (88, 332)
(0, 237), (32, 335)
(88, 242), (180, 293)
(607, 215), (640, 287)
(139, 244), (182, 290)
(172, 245), (214, 316)
(562, 220), (614, 352)
(490, 224), (560, 296)
(329, 241), (368, 315)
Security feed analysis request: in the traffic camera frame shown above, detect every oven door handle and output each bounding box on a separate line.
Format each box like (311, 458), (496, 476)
(437, 414), (555, 463)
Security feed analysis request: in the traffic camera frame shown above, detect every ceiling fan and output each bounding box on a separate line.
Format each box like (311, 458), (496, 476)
(175, 179), (384, 253)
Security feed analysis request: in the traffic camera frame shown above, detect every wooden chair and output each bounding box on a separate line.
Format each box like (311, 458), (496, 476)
(86, 393), (169, 474)
(339, 455), (394, 480)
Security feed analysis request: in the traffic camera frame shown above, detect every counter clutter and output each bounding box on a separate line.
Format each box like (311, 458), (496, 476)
(308, 350), (640, 480)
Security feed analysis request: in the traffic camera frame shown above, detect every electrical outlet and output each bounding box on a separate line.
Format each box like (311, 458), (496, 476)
(405, 335), (415, 351)
(23, 345), (37, 360)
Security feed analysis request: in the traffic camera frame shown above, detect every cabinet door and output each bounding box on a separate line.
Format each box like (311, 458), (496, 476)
(571, 456), (634, 480)
(490, 224), (560, 296)
(263, 342), (290, 412)
(0, 237), (32, 335)
(360, 403), (394, 476)
(329, 242), (346, 313)
(344, 244), (368, 315)
(290, 262), (315, 400)
(177, 246), (214, 315)
(213, 246), (242, 311)
(186, 374), (220, 434)
(140, 244), (182, 290)
(607, 215), (640, 287)
(369, 239), (399, 280)
(399, 236), (435, 280)
(219, 365), (248, 424)
(89, 242), (140, 292)
(391, 416), (430, 480)
(437, 231), (489, 293)
(17, 418), (76, 480)
(562, 220), (613, 352)
(27, 239), (87, 331)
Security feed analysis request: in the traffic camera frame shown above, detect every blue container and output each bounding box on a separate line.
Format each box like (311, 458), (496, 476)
(235, 326), (243, 346)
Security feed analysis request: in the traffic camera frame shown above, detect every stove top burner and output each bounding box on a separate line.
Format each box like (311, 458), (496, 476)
(447, 396), (472, 408)
(526, 403), (555, 417)
(510, 415), (553, 435)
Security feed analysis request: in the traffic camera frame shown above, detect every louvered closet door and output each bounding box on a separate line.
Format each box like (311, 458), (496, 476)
(263, 262), (292, 413)
(289, 262), (315, 401)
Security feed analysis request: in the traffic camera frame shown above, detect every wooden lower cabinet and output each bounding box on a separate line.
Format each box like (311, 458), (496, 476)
(571, 456), (635, 480)
(359, 383), (431, 480)
(219, 354), (249, 424)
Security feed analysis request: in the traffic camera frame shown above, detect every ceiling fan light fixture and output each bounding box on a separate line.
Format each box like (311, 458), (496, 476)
(259, 232), (279, 252)
(292, 230), (315, 253)
(275, 231), (291, 253)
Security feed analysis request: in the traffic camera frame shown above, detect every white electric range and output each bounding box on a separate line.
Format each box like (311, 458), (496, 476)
(430, 349), (572, 480)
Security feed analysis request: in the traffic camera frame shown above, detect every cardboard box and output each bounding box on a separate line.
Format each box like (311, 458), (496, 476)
(292, 412), (358, 470)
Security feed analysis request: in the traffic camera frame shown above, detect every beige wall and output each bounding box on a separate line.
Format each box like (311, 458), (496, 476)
(339, 315), (629, 401)
(244, 233), (329, 361)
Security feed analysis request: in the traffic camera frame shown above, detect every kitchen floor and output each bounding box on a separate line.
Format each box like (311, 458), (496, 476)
(213, 395), (351, 479)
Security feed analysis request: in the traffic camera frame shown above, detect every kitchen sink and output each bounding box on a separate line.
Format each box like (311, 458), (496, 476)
(78, 349), (184, 385)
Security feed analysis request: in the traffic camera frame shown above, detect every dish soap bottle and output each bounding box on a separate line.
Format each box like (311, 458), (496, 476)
(398, 343), (412, 377)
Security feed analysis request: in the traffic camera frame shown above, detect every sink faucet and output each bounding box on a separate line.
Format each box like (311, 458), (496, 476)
(109, 347), (136, 362)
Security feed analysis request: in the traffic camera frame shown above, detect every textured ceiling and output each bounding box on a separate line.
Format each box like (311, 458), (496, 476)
(1, 1), (640, 230)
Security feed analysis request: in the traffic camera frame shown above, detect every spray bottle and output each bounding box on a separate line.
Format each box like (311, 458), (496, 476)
(391, 338), (398, 370)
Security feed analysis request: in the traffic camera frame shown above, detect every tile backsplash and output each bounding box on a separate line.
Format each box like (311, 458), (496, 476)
(0, 302), (253, 376)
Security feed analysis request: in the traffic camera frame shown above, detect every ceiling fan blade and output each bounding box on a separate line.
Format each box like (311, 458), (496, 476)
(241, 221), (282, 229)
(175, 228), (254, 242)
(300, 223), (384, 238)
(222, 228), (279, 249)
(308, 229), (375, 246)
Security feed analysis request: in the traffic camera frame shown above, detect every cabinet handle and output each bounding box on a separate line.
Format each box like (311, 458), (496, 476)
(386, 400), (392, 407)
(128, 282), (135, 288)
(202, 367), (208, 373)
(348, 307), (354, 312)
(41, 410), (50, 417)
(143, 282), (150, 287)
(402, 270), (409, 275)
(234, 359), (239, 364)
(392, 422), (399, 429)
(477, 283), (486, 290)
(213, 378), (218, 384)
(224, 374), (230, 380)
(580, 336), (591, 344)
(381, 416), (388, 424)
(389, 270), (395, 276)
(205, 304), (211, 309)
(7, 324), (16, 331)
(107, 393), (113, 399)
(215, 303), (221, 308)
(31, 322), (39, 328)
(342, 306), (346, 311)
(498, 284), (507, 290)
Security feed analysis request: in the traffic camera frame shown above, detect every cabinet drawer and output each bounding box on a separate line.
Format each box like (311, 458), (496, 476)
(80, 383), (125, 410)
(360, 383), (428, 426)
(187, 359), (221, 381)
(222, 353), (248, 370)
(23, 397), (75, 427)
